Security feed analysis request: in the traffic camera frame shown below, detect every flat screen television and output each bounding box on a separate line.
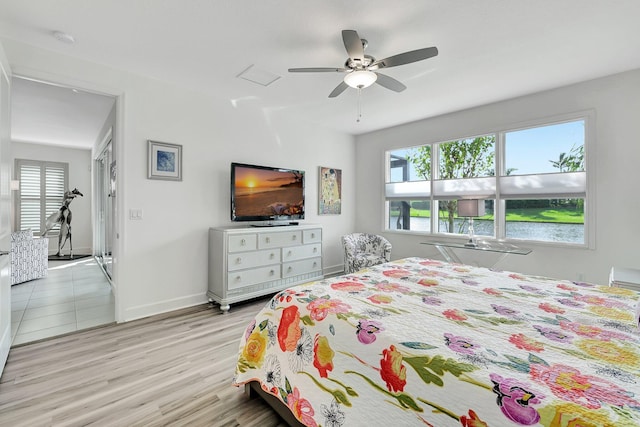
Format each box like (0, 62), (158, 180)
(230, 162), (305, 223)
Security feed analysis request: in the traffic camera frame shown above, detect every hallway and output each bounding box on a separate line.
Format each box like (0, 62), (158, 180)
(10, 257), (114, 346)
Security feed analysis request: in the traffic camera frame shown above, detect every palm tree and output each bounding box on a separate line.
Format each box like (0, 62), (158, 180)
(549, 152), (569, 172)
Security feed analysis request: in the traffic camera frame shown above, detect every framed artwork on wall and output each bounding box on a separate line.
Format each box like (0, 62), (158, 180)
(318, 166), (342, 215)
(147, 140), (182, 181)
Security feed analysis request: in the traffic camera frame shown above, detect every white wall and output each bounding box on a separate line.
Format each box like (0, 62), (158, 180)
(355, 69), (640, 285)
(2, 39), (356, 322)
(11, 141), (92, 255)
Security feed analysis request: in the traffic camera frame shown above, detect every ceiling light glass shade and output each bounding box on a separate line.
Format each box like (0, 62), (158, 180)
(344, 70), (377, 88)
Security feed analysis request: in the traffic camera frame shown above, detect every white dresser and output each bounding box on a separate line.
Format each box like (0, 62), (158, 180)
(208, 224), (323, 312)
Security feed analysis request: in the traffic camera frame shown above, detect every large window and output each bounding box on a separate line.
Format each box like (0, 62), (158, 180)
(385, 118), (588, 245)
(15, 159), (68, 234)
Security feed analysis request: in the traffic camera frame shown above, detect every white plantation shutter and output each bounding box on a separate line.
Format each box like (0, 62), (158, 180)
(16, 160), (68, 234)
(44, 165), (66, 230)
(18, 163), (42, 231)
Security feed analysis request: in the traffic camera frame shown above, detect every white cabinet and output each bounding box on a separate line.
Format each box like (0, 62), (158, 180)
(208, 225), (323, 312)
(609, 267), (640, 292)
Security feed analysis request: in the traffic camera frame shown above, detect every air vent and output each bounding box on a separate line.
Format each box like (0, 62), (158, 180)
(237, 65), (280, 87)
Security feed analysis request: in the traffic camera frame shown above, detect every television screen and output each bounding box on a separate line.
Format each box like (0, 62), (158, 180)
(231, 162), (305, 222)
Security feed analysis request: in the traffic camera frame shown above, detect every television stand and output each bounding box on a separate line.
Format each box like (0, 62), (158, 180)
(207, 224), (323, 312)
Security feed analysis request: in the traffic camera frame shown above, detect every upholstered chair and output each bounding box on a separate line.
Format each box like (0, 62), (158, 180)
(11, 229), (48, 285)
(341, 233), (392, 274)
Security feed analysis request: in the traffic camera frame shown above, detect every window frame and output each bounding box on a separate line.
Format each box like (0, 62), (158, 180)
(384, 111), (595, 249)
(15, 159), (69, 235)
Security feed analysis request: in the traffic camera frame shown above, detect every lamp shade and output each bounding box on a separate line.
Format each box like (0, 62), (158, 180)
(457, 199), (485, 217)
(344, 70), (377, 88)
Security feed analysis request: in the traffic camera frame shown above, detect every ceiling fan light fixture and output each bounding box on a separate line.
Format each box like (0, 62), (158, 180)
(344, 70), (377, 89)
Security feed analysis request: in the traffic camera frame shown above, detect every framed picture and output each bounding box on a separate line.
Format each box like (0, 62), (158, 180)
(318, 166), (342, 215)
(147, 140), (182, 181)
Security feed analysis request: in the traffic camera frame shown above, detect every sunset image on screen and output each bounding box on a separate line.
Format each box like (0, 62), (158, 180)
(234, 166), (304, 218)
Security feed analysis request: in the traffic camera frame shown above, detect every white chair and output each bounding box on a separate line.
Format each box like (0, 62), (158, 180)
(341, 233), (392, 274)
(11, 230), (48, 285)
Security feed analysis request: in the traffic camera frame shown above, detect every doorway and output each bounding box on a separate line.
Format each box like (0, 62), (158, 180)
(9, 76), (117, 345)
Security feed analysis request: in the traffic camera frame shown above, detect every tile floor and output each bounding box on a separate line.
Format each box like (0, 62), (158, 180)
(10, 257), (115, 346)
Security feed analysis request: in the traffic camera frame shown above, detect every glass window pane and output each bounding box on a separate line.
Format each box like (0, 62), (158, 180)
(505, 120), (585, 176)
(505, 198), (584, 243)
(388, 147), (431, 182)
(437, 200), (494, 238)
(438, 135), (495, 179)
(387, 200), (431, 232)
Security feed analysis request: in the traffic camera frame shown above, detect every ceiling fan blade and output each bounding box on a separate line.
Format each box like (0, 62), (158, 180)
(342, 30), (364, 62)
(370, 46), (438, 70)
(374, 73), (407, 92)
(288, 67), (348, 73)
(328, 81), (349, 98)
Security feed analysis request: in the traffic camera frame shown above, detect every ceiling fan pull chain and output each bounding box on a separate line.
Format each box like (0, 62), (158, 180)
(357, 87), (362, 122)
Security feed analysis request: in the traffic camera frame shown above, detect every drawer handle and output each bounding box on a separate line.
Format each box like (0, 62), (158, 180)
(266, 237), (271, 244)
(236, 257), (242, 264)
(313, 261), (317, 267)
(240, 239), (246, 246)
(235, 276), (242, 282)
(269, 269), (275, 276)
(292, 235), (297, 240)
(313, 247), (317, 253)
(287, 250), (292, 257)
(270, 253), (275, 259)
(287, 266), (292, 273)
(311, 233), (315, 238)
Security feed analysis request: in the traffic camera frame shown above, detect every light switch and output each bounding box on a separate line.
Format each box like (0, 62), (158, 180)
(129, 209), (143, 220)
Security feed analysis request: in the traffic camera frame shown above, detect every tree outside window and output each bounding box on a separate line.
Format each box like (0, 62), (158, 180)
(407, 136), (494, 233)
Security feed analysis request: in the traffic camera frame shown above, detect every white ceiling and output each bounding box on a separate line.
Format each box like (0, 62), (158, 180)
(1, 0), (640, 146)
(11, 77), (114, 149)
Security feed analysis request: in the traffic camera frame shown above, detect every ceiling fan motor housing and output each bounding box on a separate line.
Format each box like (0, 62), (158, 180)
(346, 54), (376, 71)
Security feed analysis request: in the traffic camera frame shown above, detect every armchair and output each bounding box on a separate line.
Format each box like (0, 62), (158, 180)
(11, 230), (48, 285)
(341, 233), (392, 274)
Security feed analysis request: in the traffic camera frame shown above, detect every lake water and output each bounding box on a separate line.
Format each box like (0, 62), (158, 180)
(389, 217), (584, 244)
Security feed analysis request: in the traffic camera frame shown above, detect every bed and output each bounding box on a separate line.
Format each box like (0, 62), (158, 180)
(232, 257), (640, 426)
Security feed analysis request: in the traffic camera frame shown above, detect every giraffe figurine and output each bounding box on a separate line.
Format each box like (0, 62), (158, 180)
(42, 188), (83, 258)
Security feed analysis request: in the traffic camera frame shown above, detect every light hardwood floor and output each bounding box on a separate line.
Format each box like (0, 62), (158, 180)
(0, 298), (288, 427)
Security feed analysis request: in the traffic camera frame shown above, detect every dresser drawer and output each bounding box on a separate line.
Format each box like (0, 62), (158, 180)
(258, 230), (302, 249)
(228, 265), (281, 290)
(228, 234), (257, 252)
(228, 249), (280, 271)
(283, 257), (322, 278)
(303, 228), (322, 244)
(282, 243), (321, 263)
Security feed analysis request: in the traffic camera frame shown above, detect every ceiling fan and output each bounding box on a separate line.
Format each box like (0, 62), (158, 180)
(288, 29), (438, 98)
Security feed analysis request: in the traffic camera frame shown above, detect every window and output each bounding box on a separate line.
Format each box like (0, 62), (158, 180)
(385, 117), (588, 245)
(502, 121), (585, 243)
(387, 149), (431, 232)
(15, 159), (68, 234)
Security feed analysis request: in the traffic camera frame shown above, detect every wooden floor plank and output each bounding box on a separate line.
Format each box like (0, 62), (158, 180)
(0, 299), (288, 426)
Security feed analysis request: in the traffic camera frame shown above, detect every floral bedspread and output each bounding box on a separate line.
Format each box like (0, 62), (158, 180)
(232, 258), (640, 426)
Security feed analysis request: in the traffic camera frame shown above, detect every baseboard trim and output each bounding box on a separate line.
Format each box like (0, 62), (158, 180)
(122, 293), (207, 323)
(323, 263), (344, 278)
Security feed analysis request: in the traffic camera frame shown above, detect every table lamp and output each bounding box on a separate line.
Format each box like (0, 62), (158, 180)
(457, 199), (485, 247)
